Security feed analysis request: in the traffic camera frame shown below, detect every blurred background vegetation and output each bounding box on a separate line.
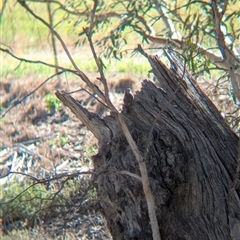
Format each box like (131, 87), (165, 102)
(1, 0), (240, 128)
(0, 0), (240, 238)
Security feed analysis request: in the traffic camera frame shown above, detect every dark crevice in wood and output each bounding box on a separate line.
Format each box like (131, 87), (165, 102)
(56, 50), (239, 240)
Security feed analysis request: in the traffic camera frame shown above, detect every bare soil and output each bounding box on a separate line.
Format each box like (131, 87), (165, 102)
(0, 68), (237, 239)
(0, 73), (140, 239)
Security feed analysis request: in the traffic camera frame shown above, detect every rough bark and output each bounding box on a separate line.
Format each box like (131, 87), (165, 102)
(56, 50), (240, 240)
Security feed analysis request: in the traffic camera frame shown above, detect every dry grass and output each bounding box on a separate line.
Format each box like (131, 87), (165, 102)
(1, 2), (239, 237)
(1, 56), (238, 240)
(0, 70), (143, 239)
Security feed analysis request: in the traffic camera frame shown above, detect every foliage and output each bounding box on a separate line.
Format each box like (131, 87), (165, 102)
(59, 135), (69, 146)
(1, 0), (239, 130)
(0, 177), (87, 228)
(0, 181), (58, 226)
(44, 93), (62, 111)
(85, 145), (98, 158)
(0, 1), (240, 236)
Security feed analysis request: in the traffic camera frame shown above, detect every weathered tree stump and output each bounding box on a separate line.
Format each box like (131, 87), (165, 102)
(56, 49), (240, 240)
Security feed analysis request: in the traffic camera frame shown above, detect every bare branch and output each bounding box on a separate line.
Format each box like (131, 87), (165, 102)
(144, 34), (240, 74)
(211, 0), (240, 103)
(17, 0), (106, 103)
(118, 170), (143, 182)
(0, 47), (75, 72)
(83, 2), (161, 239)
(0, 71), (64, 118)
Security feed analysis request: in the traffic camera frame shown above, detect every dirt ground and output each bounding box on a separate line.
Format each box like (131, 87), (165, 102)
(0, 66), (238, 239)
(0, 72), (141, 239)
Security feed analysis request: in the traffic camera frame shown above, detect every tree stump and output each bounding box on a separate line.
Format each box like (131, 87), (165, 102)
(56, 49), (240, 240)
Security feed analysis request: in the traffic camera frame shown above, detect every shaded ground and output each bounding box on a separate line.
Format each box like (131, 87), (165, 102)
(0, 73), (139, 239)
(0, 66), (237, 239)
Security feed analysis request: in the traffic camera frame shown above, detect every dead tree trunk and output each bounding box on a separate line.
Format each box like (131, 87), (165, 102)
(56, 49), (240, 240)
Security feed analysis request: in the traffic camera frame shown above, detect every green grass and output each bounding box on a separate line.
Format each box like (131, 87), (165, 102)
(85, 145), (98, 158)
(1, 48), (152, 80)
(1, 1), (77, 47)
(1, 228), (83, 240)
(3, 0), (238, 81)
(0, 181), (60, 226)
(0, 177), (88, 228)
(1, 1), (240, 238)
(0, 0), (154, 80)
(44, 93), (62, 111)
(115, 57), (151, 74)
(59, 135), (69, 146)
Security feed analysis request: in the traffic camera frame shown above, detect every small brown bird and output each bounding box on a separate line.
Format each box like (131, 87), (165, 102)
(122, 88), (134, 113)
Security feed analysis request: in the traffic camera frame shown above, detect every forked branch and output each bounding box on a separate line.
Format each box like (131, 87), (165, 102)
(58, 0), (161, 239)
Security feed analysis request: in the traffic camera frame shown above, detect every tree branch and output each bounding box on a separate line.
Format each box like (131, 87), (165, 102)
(0, 71), (64, 118)
(211, 0), (240, 103)
(0, 47), (75, 72)
(84, 1), (161, 239)
(17, 0), (106, 103)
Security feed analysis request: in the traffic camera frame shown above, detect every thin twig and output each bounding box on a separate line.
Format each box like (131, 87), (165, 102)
(0, 47), (75, 72)
(118, 170), (143, 182)
(211, 0), (240, 103)
(86, 0), (116, 111)
(17, 0), (106, 102)
(0, 71), (64, 118)
(13, 134), (57, 146)
(1, 170), (95, 205)
(67, 88), (108, 108)
(86, 2), (161, 239)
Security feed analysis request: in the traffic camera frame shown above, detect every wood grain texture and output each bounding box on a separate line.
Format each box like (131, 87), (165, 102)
(56, 51), (239, 240)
